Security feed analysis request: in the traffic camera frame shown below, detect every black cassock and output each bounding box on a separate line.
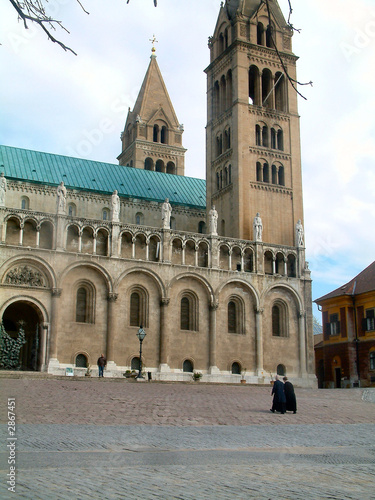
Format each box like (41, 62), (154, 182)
(271, 380), (286, 413)
(284, 381), (297, 413)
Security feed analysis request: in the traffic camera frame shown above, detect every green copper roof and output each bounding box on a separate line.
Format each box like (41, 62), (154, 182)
(0, 145), (206, 209)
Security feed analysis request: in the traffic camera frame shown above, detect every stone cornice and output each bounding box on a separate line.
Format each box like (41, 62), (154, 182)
(249, 148), (290, 161)
(250, 182), (293, 197)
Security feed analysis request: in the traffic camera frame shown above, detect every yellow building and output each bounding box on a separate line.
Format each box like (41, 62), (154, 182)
(315, 261), (375, 388)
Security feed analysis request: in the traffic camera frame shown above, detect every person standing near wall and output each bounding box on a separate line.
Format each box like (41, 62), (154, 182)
(283, 376), (297, 413)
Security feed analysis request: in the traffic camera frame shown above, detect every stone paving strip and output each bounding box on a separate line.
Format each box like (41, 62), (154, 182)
(0, 379), (374, 499)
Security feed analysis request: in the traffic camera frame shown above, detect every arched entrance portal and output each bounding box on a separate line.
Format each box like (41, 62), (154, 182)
(2, 301), (45, 371)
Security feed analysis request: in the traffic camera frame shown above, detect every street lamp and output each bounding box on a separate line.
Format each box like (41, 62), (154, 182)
(136, 326), (146, 379)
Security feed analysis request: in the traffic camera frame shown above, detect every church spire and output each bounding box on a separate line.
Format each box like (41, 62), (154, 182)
(118, 44), (186, 175)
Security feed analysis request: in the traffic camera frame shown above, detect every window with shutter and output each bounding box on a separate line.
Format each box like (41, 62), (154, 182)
(272, 305), (280, 336)
(76, 287), (87, 323)
(181, 297), (190, 330)
(228, 301), (237, 333)
(130, 292), (140, 327)
(366, 309), (375, 331)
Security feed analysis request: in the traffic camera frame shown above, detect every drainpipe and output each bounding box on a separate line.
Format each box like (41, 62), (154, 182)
(352, 281), (360, 387)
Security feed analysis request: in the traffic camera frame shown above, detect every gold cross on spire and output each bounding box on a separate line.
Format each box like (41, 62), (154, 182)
(149, 34), (158, 54)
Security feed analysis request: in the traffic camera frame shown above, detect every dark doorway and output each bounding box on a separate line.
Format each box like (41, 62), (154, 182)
(2, 301), (43, 371)
(335, 367), (341, 388)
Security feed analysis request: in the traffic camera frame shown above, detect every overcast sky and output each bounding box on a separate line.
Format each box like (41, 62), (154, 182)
(0, 0), (374, 319)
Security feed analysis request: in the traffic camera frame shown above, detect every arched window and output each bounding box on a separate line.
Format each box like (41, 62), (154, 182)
(198, 221), (206, 234)
(180, 293), (198, 331)
(153, 124), (159, 142)
(275, 72), (286, 111)
(216, 172), (220, 191)
(131, 357), (140, 371)
(75, 284), (95, 323)
(262, 69), (273, 109)
(272, 165), (277, 184)
(228, 165), (232, 184)
(214, 81), (220, 119)
(135, 213), (143, 225)
(287, 254), (296, 277)
(257, 22), (264, 45)
(161, 126), (167, 144)
(228, 297), (244, 334)
(277, 364), (286, 376)
(262, 126), (269, 147)
(272, 302), (288, 337)
(75, 354), (88, 368)
(256, 162), (262, 182)
(263, 162), (269, 183)
(102, 209), (109, 221)
(68, 204), (76, 217)
(266, 24), (273, 48)
(278, 166), (285, 186)
(231, 362), (241, 375)
(256, 125), (261, 146)
(21, 196), (29, 210)
(277, 129), (284, 150)
(145, 158), (153, 171)
(183, 359), (193, 372)
(271, 128), (276, 149)
(249, 66), (260, 105)
(228, 301), (237, 333)
(130, 288), (148, 328)
(155, 159), (164, 173)
(166, 162), (176, 174)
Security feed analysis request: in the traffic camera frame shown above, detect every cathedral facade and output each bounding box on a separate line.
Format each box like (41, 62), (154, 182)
(0, 0), (316, 386)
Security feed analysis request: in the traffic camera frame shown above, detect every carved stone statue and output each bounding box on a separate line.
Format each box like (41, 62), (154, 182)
(208, 205), (218, 235)
(296, 219), (304, 247)
(111, 190), (120, 222)
(161, 198), (172, 229)
(56, 181), (67, 214)
(0, 172), (7, 207)
(253, 212), (263, 242)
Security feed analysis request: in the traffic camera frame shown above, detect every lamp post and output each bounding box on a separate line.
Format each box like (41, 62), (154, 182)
(136, 326), (146, 379)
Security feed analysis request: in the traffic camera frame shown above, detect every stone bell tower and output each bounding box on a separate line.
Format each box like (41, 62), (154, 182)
(118, 40), (186, 176)
(205, 0), (304, 246)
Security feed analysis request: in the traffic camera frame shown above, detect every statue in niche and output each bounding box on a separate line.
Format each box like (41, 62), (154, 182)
(208, 205), (218, 235)
(111, 190), (120, 222)
(296, 219), (304, 247)
(161, 198), (172, 229)
(56, 181), (67, 214)
(253, 212), (263, 242)
(0, 172), (7, 207)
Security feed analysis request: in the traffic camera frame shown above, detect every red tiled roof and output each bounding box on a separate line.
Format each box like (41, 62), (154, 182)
(315, 261), (375, 303)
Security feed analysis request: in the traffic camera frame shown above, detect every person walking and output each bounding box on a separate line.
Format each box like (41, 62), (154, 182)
(283, 376), (297, 413)
(270, 375), (286, 414)
(97, 354), (107, 378)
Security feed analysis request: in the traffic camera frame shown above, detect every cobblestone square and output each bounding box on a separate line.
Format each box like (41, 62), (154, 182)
(0, 377), (374, 499)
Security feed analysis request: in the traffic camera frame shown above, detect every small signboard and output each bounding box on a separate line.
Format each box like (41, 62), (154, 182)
(66, 367), (74, 377)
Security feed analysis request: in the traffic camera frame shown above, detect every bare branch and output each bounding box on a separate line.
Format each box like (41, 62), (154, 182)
(264, 0), (312, 100)
(8, 0), (90, 55)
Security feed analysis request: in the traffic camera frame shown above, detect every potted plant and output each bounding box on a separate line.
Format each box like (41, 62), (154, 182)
(192, 372), (202, 381)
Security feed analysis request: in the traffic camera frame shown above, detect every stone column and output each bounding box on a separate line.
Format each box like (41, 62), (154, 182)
(48, 288), (62, 367)
(210, 236), (219, 269)
(39, 323), (48, 372)
(209, 300), (220, 374)
(78, 228), (82, 253)
(255, 307), (264, 376)
(162, 229), (171, 263)
(0, 208), (6, 243)
(106, 293), (118, 363)
(19, 222), (24, 246)
(159, 298), (170, 371)
(36, 225), (40, 248)
(55, 215), (65, 251)
(110, 224), (121, 257)
(93, 234), (97, 255)
(299, 310), (307, 376)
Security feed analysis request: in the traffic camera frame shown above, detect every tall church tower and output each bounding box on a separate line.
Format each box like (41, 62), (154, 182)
(205, 0), (303, 245)
(118, 45), (186, 175)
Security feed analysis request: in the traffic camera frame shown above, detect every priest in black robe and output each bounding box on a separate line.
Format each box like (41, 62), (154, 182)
(283, 376), (297, 413)
(270, 375), (286, 414)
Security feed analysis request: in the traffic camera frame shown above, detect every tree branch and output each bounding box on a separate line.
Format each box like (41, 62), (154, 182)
(264, 0), (312, 100)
